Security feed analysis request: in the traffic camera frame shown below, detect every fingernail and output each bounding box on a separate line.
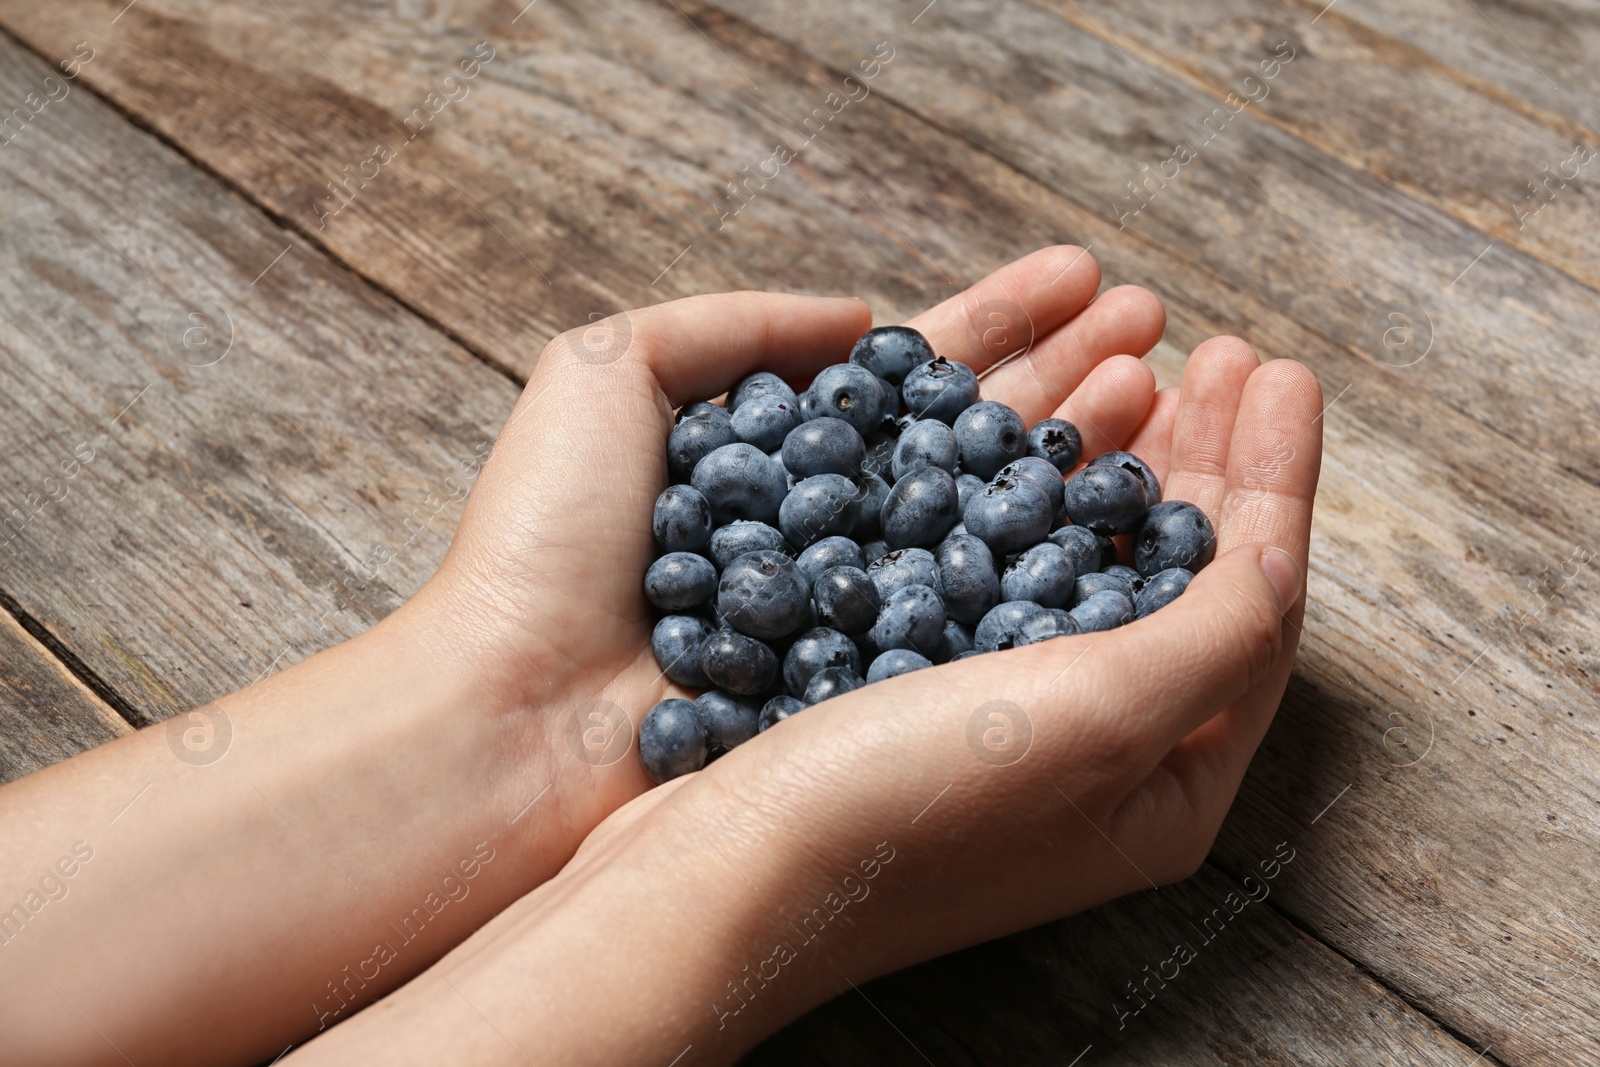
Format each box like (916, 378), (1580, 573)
(1258, 546), (1301, 611)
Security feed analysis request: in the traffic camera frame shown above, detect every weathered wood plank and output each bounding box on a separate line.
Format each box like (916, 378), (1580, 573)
(1037, 0), (1600, 294)
(748, 864), (1493, 1066)
(0, 609), (129, 784)
(0, 32), (516, 719)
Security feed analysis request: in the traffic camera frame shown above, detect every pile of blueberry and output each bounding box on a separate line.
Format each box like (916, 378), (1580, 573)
(638, 326), (1215, 783)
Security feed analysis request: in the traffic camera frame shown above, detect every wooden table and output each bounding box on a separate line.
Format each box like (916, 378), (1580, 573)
(1, 1), (1595, 1062)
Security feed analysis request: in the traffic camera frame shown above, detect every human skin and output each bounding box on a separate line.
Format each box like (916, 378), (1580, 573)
(0, 247), (1320, 1066)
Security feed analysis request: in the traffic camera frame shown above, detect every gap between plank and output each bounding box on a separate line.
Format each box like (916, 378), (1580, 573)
(0, 589), (147, 730)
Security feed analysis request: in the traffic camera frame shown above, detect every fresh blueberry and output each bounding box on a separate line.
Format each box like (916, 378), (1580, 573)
(808, 364), (886, 435)
(955, 473), (986, 517)
(729, 371), (800, 412)
(880, 466), (961, 549)
(803, 666), (865, 705)
(1069, 589), (1134, 632)
(1135, 567), (1193, 618)
(699, 628), (779, 695)
(853, 472), (891, 539)
(901, 357), (980, 424)
(781, 417), (866, 479)
(779, 474), (864, 549)
(997, 456), (1066, 516)
(798, 388), (816, 421)
(935, 533), (1000, 625)
(1133, 500), (1217, 576)
(860, 539), (891, 568)
(877, 376), (901, 417)
(892, 419), (960, 480)
(694, 691), (760, 755)
(759, 695), (806, 732)
(1072, 569), (1134, 606)
(708, 521), (788, 570)
(867, 547), (939, 600)
(1048, 525), (1104, 578)
(651, 615), (714, 688)
(782, 627), (861, 697)
(796, 535), (865, 580)
(1063, 463), (1147, 535)
(975, 600), (1045, 652)
(1016, 608), (1081, 645)
(849, 325), (934, 385)
(953, 401), (1028, 479)
(645, 552), (718, 611)
(640, 699), (707, 784)
(1104, 564), (1145, 594)
(812, 566), (881, 634)
(866, 648), (934, 682)
(692, 443), (789, 525)
(1001, 542), (1075, 608)
(731, 393), (802, 452)
(718, 549), (811, 640)
(1028, 418), (1083, 472)
(861, 423), (901, 481)
(1089, 450), (1160, 507)
(652, 485), (712, 553)
(668, 412), (736, 483)
(870, 583), (946, 658)
(678, 401), (725, 421)
(934, 619), (975, 662)
(965, 475), (1054, 556)
(951, 650), (983, 661)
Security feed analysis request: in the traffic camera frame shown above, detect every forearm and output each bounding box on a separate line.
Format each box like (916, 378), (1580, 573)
(0, 592), (595, 1066)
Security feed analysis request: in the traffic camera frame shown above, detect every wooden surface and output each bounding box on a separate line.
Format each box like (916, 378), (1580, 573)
(0, 0), (1595, 1063)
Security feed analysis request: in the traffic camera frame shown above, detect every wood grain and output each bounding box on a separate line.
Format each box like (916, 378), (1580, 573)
(0, 608), (128, 784)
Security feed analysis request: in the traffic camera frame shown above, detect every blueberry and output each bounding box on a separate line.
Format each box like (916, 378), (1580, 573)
(1048, 525), (1104, 578)
(866, 648), (934, 682)
(1001, 542), (1075, 608)
(808, 364), (886, 435)
(759, 695), (806, 732)
(695, 690), (760, 755)
(729, 371), (800, 412)
(877, 376), (901, 417)
(934, 619), (975, 662)
(953, 401), (1028, 479)
(1063, 464), (1147, 535)
(861, 424), (901, 481)
(1070, 589), (1135, 632)
(797, 535), (866, 580)
(902, 357), (980, 424)
(1089, 450), (1161, 507)
(1135, 567), (1193, 618)
(867, 547), (939, 600)
(731, 393), (802, 452)
(803, 666), (865, 705)
(798, 388), (816, 421)
(692, 443), (789, 525)
(783, 627), (861, 697)
(955, 473), (986, 517)
(779, 474), (864, 549)
(640, 699), (707, 784)
(975, 600), (1045, 652)
(699, 628), (779, 695)
(1017, 609), (1081, 645)
(1028, 418), (1083, 472)
(812, 566), (881, 634)
(653, 484), (713, 553)
(781, 417), (866, 479)
(1104, 564), (1145, 594)
(668, 412), (736, 483)
(849, 325), (935, 385)
(997, 456), (1066, 518)
(678, 401), (725, 421)
(965, 475), (1054, 556)
(860, 539), (891, 568)
(718, 549), (811, 640)
(935, 533), (1000, 625)
(870, 583), (946, 658)
(709, 521), (788, 570)
(951, 650), (983, 661)
(853, 472), (891, 539)
(880, 466), (961, 549)
(645, 552), (719, 611)
(1072, 569), (1134, 606)
(651, 615), (714, 688)
(892, 419), (961, 480)
(1133, 500), (1216, 576)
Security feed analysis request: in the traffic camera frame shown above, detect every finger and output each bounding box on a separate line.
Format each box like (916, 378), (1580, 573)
(981, 285), (1166, 424)
(1052, 355), (1156, 461)
(1214, 359), (1324, 557)
(1161, 337), (1260, 519)
(1121, 387), (1180, 481)
(904, 245), (1101, 374)
(539, 291), (872, 409)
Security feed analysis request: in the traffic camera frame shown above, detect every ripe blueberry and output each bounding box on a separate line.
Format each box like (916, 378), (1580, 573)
(731, 393), (802, 452)
(1047, 525), (1104, 579)
(952, 401), (1028, 479)
(1001, 542), (1075, 608)
(808, 364), (887, 435)
(866, 648), (933, 682)
(975, 600), (1044, 652)
(935, 533), (1000, 625)
(783, 626), (861, 697)
(729, 371), (800, 412)
(653, 484), (713, 553)
(694, 691), (760, 755)
(692, 443), (788, 525)
(759, 695), (806, 732)
(668, 412), (735, 483)
(812, 566), (881, 634)
(1133, 500), (1216, 576)
(1090, 450), (1161, 507)
(1135, 567), (1193, 618)
(1027, 418), (1083, 472)
(881, 466), (961, 549)
(779, 474), (864, 549)
(651, 615), (714, 688)
(997, 456), (1066, 516)
(849, 325), (935, 385)
(781, 417), (866, 479)
(965, 475), (1054, 556)
(1016, 608), (1080, 645)
(803, 666), (865, 705)
(1063, 463), (1147, 535)
(718, 549), (811, 640)
(867, 547), (940, 600)
(870, 583), (946, 658)
(708, 521), (788, 570)
(645, 552), (718, 611)
(640, 699), (707, 783)
(902, 357), (980, 424)
(700, 628), (779, 695)
(1070, 589), (1135, 632)
(797, 535), (865, 580)
(892, 419), (960, 480)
